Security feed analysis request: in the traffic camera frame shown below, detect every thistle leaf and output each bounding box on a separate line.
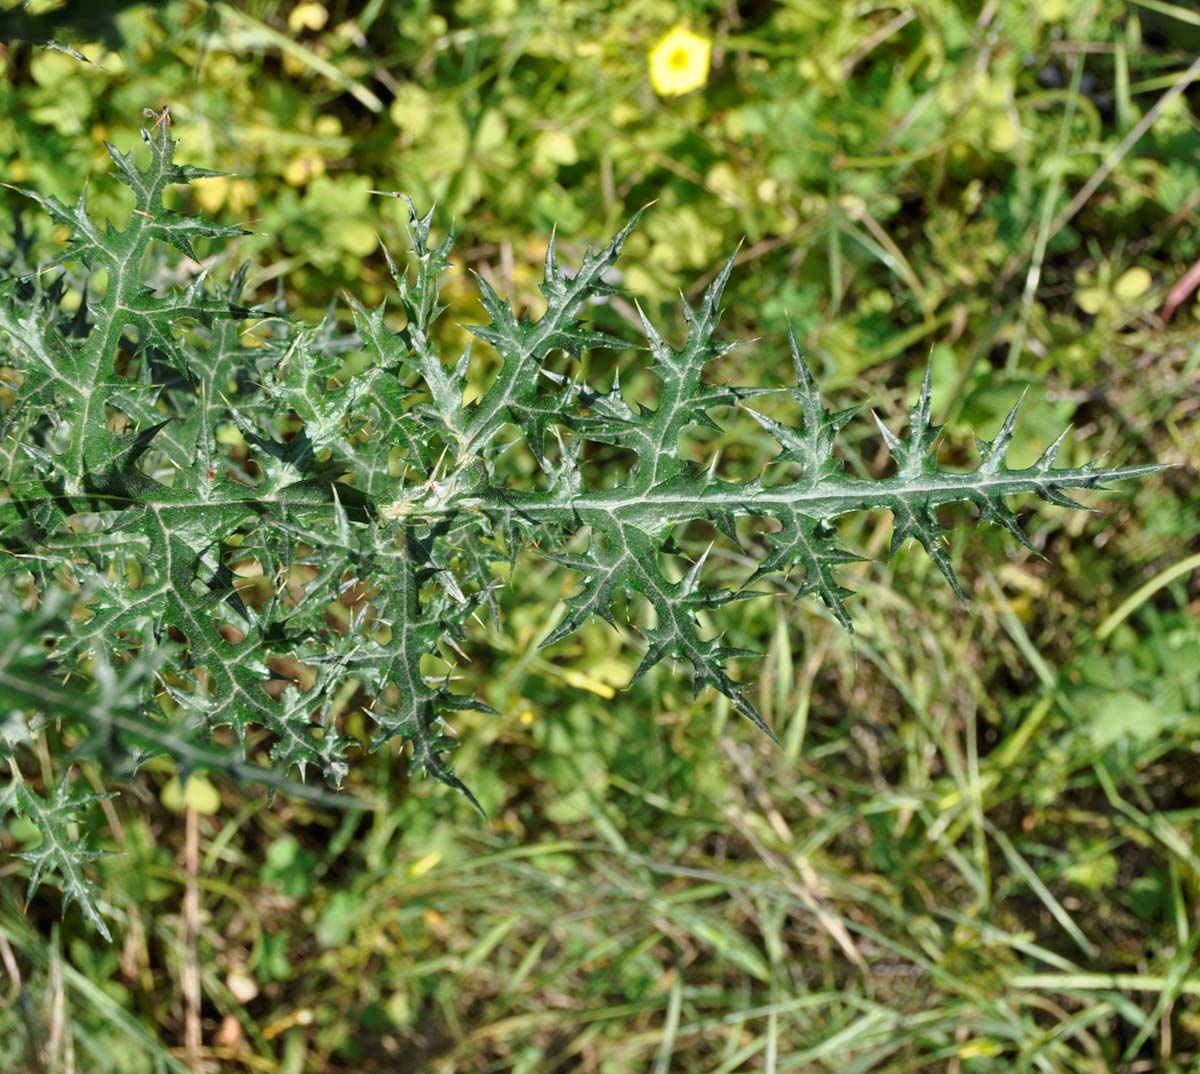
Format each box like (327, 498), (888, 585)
(0, 118), (1164, 941)
(1, 769), (114, 941)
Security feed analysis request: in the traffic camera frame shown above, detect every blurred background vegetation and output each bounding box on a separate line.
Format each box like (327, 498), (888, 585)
(1, 0), (1199, 1071)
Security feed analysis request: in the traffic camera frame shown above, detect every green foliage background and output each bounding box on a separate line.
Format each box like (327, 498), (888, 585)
(1, 0), (1198, 1071)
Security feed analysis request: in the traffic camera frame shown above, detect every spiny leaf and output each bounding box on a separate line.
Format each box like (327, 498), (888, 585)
(743, 328), (857, 480)
(0, 117), (1165, 941)
(1, 769), (114, 941)
(750, 512), (864, 633)
(461, 209), (644, 459)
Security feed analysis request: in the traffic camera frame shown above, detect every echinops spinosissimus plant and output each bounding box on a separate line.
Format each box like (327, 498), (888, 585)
(0, 115), (1164, 939)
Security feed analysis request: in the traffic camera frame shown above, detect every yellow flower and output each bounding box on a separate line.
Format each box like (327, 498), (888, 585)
(288, 2), (328, 33)
(283, 148), (325, 186)
(648, 26), (711, 98)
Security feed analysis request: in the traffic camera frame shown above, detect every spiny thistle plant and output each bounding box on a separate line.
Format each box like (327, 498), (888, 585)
(0, 116), (1162, 938)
